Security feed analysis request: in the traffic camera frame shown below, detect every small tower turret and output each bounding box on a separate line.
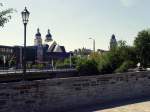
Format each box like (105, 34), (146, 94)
(34, 28), (42, 46)
(110, 34), (117, 50)
(45, 29), (52, 42)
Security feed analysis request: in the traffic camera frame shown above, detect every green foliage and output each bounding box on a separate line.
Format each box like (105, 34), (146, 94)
(53, 29), (150, 75)
(27, 64), (32, 69)
(8, 59), (16, 67)
(89, 52), (101, 62)
(0, 3), (15, 27)
(55, 60), (70, 69)
(134, 30), (150, 67)
(75, 41), (137, 75)
(76, 58), (99, 75)
(116, 42), (137, 65)
(115, 61), (134, 73)
(98, 41), (137, 74)
(32, 64), (44, 69)
(98, 52), (120, 74)
(63, 56), (79, 66)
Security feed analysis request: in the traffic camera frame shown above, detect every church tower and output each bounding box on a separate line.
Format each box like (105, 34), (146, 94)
(110, 34), (117, 50)
(34, 28), (42, 46)
(45, 29), (53, 42)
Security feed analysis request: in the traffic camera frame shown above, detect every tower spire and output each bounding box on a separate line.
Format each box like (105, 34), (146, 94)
(110, 34), (117, 50)
(45, 29), (52, 42)
(48, 29), (50, 34)
(34, 28), (42, 46)
(37, 28), (40, 33)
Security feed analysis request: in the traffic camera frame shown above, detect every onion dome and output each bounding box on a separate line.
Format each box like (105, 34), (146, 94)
(45, 29), (52, 41)
(35, 28), (41, 37)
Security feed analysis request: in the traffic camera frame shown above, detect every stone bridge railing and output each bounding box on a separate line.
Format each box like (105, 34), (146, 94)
(0, 71), (150, 112)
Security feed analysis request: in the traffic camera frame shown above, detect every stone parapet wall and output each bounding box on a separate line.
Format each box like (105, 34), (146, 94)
(0, 71), (150, 112)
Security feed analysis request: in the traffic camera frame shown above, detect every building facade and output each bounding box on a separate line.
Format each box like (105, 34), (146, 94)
(0, 29), (70, 68)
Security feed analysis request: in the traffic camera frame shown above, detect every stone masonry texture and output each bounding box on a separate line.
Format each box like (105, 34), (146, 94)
(0, 71), (150, 112)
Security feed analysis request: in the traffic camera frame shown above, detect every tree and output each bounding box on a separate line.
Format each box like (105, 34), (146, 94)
(98, 40), (136, 74)
(75, 39), (137, 75)
(134, 30), (150, 67)
(117, 40), (137, 64)
(0, 3), (14, 27)
(89, 52), (101, 62)
(98, 50), (121, 74)
(76, 58), (99, 75)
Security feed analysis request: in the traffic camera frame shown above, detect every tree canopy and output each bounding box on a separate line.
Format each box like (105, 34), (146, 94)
(0, 3), (14, 27)
(134, 30), (150, 67)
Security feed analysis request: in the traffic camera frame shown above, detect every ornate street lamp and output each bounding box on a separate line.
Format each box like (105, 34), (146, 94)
(21, 7), (30, 77)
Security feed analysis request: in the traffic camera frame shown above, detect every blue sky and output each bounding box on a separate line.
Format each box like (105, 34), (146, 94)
(0, 0), (150, 51)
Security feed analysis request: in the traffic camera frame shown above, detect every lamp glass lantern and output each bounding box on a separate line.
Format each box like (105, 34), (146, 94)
(21, 7), (30, 24)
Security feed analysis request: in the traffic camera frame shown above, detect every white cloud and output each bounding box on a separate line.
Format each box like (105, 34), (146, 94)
(120, 0), (141, 7)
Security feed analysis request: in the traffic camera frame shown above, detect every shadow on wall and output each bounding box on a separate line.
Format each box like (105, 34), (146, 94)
(67, 96), (150, 112)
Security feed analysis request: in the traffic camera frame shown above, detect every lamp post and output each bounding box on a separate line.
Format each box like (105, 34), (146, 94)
(21, 7), (30, 77)
(89, 38), (95, 52)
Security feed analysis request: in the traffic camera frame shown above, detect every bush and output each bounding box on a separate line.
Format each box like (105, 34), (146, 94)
(32, 64), (44, 69)
(98, 52), (121, 74)
(76, 58), (99, 75)
(115, 61), (134, 73)
(74, 40), (137, 75)
(56, 64), (70, 69)
(98, 41), (137, 74)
